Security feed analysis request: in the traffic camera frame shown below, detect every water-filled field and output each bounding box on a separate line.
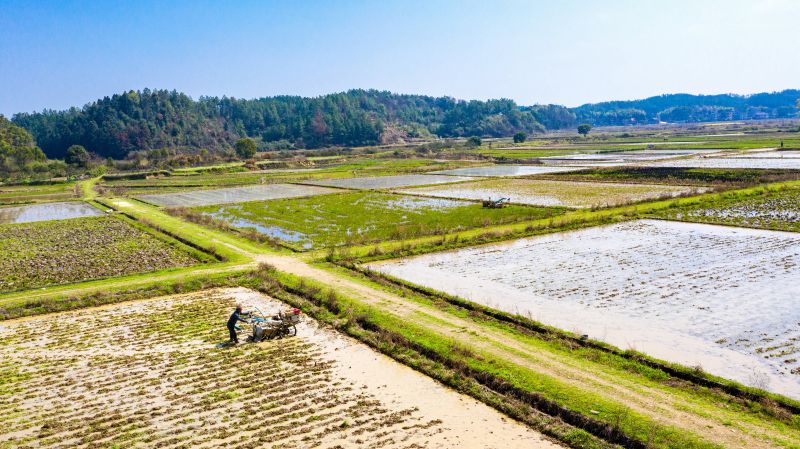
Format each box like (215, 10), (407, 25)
(195, 191), (562, 249)
(368, 220), (800, 397)
(0, 288), (548, 448)
(137, 183), (340, 207)
(0, 216), (200, 292)
(397, 179), (707, 208)
(542, 149), (722, 162)
(0, 201), (103, 224)
(653, 157), (800, 169)
(428, 165), (583, 177)
(727, 150), (800, 159)
(305, 174), (476, 190)
(660, 186), (800, 232)
(540, 149), (725, 165)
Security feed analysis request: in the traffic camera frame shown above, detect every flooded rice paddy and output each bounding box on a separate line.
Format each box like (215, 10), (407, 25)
(368, 219), (800, 398)
(0, 201), (103, 224)
(652, 157), (800, 170)
(726, 150), (800, 159)
(397, 179), (707, 208)
(428, 165), (583, 177)
(540, 149), (724, 165)
(136, 183), (340, 207)
(305, 174), (476, 190)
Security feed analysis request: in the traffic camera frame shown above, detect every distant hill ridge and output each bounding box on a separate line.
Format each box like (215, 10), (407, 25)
(572, 89), (800, 126)
(10, 88), (799, 159)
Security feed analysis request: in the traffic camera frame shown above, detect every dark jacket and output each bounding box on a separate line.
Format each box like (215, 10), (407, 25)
(227, 310), (247, 329)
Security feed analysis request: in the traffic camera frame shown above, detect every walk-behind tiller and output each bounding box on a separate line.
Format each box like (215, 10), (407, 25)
(246, 308), (302, 342)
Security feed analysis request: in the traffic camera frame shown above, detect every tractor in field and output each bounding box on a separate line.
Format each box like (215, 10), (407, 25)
(246, 308), (302, 342)
(482, 197), (510, 208)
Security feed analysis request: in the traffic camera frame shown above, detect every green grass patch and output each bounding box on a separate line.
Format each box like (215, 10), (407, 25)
(193, 191), (565, 249)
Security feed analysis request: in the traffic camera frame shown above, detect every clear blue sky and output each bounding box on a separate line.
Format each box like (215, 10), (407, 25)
(1, 0), (798, 116)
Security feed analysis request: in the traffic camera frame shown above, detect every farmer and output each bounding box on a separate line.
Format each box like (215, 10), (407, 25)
(226, 304), (250, 344)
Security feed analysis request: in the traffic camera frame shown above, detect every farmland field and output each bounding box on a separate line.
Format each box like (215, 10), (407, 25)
(100, 158), (481, 190)
(659, 185), (800, 232)
(0, 201), (103, 224)
(0, 215), (200, 292)
(305, 174), (477, 190)
(428, 165), (584, 177)
(652, 157), (800, 169)
(137, 183), (341, 207)
(397, 178), (708, 208)
(0, 288), (551, 449)
(538, 149), (726, 166)
(535, 166), (800, 186)
(194, 191), (563, 249)
(0, 182), (77, 205)
(728, 150), (800, 159)
(368, 219), (800, 398)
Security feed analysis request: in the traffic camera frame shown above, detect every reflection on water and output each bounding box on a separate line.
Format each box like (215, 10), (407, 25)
(0, 202), (103, 224)
(205, 211), (312, 249)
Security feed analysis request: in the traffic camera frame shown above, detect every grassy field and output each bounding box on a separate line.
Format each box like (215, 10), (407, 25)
(0, 182), (77, 205)
(0, 215), (203, 292)
(192, 191), (564, 249)
(656, 183), (800, 232)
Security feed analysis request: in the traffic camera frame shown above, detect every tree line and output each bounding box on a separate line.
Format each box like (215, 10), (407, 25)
(12, 89), (575, 160)
(0, 115), (66, 181)
(573, 90), (800, 126)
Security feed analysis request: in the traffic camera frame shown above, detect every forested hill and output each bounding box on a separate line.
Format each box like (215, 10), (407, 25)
(573, 89), (800, 126)
(12, 89), (573, 159)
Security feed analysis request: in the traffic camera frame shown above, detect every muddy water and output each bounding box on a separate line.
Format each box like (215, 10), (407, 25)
(368, 220), (800, 398)
(0, 201), (103, 224)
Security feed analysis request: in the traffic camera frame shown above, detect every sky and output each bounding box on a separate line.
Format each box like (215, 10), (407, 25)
(1, 0), (799, 116)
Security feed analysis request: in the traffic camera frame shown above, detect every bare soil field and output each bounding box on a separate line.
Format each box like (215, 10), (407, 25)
(0, 287), (555, 449)
(396, 178), (707, 208)
(368, 219), (800, 398)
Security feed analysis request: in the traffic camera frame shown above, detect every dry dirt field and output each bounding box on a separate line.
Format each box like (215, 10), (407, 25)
(0, 287), (557, 449)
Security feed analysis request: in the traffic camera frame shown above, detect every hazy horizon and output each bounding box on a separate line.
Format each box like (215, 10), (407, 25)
(2, 0), (799, 116)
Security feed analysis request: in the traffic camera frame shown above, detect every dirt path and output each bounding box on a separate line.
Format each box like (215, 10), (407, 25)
(259, 254), (791, 449)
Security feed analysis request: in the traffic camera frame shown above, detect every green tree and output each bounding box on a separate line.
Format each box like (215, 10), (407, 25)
(0, 115), (60, 181)
(466, 136), (482, 147)
(577, 124), (592, 137)
(513, 132), (526, 143)
(234, 137), (257, 159)
(65, 145), (90, 167)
